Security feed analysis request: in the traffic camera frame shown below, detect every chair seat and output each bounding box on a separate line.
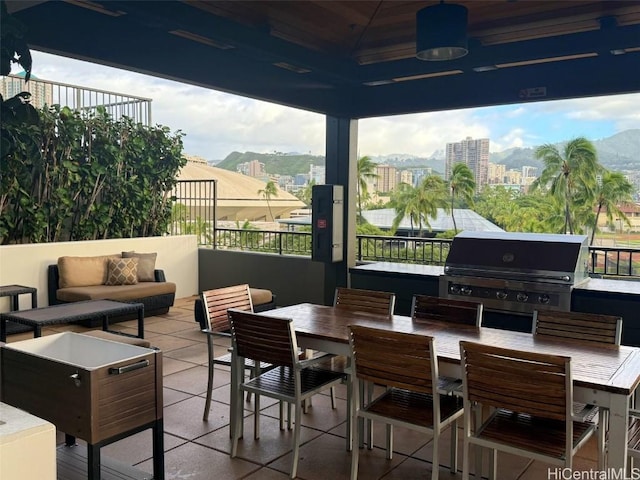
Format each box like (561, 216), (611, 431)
(479, 409), (596, 459)
(365, 388), (463, 429)
(243, 365), (344, 401)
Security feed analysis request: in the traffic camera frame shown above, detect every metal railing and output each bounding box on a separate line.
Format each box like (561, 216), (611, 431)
(356, 234), (451, 265)
(214, 228), (312, 256)
(169, 180), (217, 245)
(590, 247), (640, 278)
(171, 180), (639, 278)
(209, 228), (639, 279)
(1, 74), (152, 124)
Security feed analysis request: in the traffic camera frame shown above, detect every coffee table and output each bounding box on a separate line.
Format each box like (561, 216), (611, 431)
(0, 300), (144, 342)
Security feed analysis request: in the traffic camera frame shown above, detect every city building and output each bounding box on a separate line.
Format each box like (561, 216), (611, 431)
(237, 159), (266, 178)
(309, 164), (325, 185)
(374, 165), (397, 193)
(0, 72), (52, 108)
(445, 137), (490, 190)
(399, 170), (413, 186)
(488, 162), (507, 184)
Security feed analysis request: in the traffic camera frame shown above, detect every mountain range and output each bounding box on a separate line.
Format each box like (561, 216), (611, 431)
(214, 129), (639, 176)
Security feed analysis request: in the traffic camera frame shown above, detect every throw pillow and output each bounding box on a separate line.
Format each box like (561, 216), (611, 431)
(105, 258), (139, 286)
(122, 251), (157, 282)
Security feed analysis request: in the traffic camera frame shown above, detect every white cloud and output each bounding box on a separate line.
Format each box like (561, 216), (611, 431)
(20, 51), (640, 160)
(359, 110), (490, 157)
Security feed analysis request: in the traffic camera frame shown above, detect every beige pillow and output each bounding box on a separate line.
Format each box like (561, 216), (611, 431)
(105, 258), (139, 286)
(58, 255), (120, 288)
(122, 251), (157, 282)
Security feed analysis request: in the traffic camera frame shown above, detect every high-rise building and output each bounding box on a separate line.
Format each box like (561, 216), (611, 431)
(399, 170), (413, 186)
(445, 137), (490, 190)
(488, 162), (507, 184)
(0, 72), (53, 108)
(237, 159), (266, 177)
(309, 164), (325, 185)
(375, 165), (397, 193)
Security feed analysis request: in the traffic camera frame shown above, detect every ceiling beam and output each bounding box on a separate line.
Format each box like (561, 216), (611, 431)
(349, 53), (640, 118)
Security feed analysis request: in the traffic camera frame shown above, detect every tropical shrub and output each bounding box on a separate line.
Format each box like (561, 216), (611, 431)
(0, 104), (185, 244)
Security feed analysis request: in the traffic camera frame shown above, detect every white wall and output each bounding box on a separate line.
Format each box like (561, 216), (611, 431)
(0, 236), (198, 311)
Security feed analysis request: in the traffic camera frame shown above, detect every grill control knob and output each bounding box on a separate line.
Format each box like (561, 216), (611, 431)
(449, 284), (461, 295)
(496, 291), (508, 300)
(516, 292), (529, 302)
(538, 294), (550, 304)
(460, 286), (473, 296)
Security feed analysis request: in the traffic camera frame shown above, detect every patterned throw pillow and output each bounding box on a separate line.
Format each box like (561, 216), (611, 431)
(122, 251), (157, 282)
(105, 258), (139, 285)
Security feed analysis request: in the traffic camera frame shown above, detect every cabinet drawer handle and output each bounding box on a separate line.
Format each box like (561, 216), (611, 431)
(109, 359), (149, 375)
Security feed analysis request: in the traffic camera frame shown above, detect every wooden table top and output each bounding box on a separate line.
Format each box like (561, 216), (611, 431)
(267, 303), (640, 396)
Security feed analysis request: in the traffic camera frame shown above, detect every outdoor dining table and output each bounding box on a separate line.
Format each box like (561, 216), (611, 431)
(250, 302), (640, 474)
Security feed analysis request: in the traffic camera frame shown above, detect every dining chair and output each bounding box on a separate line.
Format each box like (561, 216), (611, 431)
(349, 325), (464, 480)
(201, 284), (273, 423)
(411, 294), (483, 396)
(334, 287), (396, 316)
(228, 309), (344, 479)
(532, 309), (623, 468)
(334, 287), (396, 449)
(459, 341), (596, 480)
(411, 294), (483, 327)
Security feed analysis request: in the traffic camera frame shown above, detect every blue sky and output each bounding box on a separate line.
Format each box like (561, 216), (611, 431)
(20, 51), (640, 161)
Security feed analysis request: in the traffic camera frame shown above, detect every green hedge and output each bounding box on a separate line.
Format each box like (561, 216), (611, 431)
(1, 105), (185, 244)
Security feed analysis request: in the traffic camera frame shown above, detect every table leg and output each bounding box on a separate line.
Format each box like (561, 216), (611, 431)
(607, 393), (630, 475)
(103, 314), (110, 332)
(0, 318), (6, 343)
(153, 418), (165, 480)
(137, 305), (145, 339)
(10, 294), (19, 311)
(31, 291), (37, 308)
(87, 443), (101, 480)
(34, 325), (42, 337)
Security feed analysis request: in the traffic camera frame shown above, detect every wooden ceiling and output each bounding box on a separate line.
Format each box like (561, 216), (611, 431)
(8, 0), (640, 117)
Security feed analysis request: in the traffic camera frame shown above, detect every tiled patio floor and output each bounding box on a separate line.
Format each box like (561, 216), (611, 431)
(3, 296), (601, 479)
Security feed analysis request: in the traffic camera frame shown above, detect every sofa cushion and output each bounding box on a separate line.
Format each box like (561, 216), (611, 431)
(57, 281), (176, 302)
(122, 251), (157, 282)
(249, 288), (273, 306)
(58, 254), (120, 288)
(105, 258), (139, 286)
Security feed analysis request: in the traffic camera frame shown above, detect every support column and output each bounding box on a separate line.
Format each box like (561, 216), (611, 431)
(322, 116), (357, 305)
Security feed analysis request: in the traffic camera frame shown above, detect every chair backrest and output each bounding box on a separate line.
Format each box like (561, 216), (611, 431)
(227, 309), (297, 367)
(411, 295), (483, 327)
(201, 284), (253, 332)
(460, 341), (571, 422)
(334, 287), (395, 317)
(532, 310), (622, 346)
(349, 325), (437, 395)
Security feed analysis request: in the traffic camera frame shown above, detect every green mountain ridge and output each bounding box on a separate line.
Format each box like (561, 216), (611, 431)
(217, 151), (324, 176)
(214, 129), (639, 175)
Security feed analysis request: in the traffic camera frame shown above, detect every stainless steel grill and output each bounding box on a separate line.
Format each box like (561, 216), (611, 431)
(439, 231), (590, 314)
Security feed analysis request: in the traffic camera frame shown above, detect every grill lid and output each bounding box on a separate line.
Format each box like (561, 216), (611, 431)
(444, 231), (589, 284)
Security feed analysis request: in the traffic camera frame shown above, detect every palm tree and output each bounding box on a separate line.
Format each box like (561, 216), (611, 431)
(357, 155), (378, 223)
(530, 137), (600, 234)
(390, 176), (447, 236)
(258, 180), (278, 221)
(390, 183), (421, 236)
(448, 163), (476, 234)
(589, 171), (634, 245)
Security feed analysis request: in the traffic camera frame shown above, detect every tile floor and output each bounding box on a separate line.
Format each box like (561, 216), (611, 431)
(3, 296), (601, 479)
